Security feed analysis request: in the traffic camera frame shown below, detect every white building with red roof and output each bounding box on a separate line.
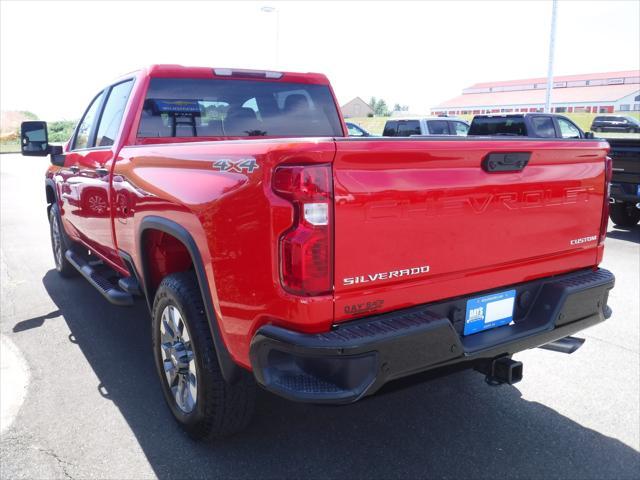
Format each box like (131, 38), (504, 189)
(432, 70), (640, 115)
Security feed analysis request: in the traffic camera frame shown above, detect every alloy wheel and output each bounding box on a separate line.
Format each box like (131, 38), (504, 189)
(159, 305), (198, 413)
(51, 213), (63, 268)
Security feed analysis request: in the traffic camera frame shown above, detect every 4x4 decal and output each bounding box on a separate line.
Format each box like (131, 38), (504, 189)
(212, 157), (259, 173)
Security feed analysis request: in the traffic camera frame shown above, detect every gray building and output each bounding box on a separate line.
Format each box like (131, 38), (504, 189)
(341, 97), (374, 118)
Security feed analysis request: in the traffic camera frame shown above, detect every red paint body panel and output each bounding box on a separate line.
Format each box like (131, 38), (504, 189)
(45, 64), (611, 371)
(332, 138), (609, 322)
(113, 139), (336, 368)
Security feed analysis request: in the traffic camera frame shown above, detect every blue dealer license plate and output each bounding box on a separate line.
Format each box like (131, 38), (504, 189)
(463, 289), (516, 336)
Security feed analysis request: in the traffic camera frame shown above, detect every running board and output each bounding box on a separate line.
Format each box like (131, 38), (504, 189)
(65, 250), (134, 306)
(118, 276), (142, 296)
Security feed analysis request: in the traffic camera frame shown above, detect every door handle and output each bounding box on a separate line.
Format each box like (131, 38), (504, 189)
(482, 152), (531, 173)
(95, 167), (109, 176)
(69, 165), (80, 173)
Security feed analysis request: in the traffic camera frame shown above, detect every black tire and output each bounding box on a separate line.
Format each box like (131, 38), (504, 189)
(609, 202), (640, 227)
(48, 204), (77, 277)
(152, 272), (256, 440)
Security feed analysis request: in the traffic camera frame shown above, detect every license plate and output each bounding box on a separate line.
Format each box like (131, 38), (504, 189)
(463, 289), (516, 336)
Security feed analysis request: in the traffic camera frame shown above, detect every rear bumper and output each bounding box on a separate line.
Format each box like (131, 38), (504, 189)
(250, 268), (614, 404)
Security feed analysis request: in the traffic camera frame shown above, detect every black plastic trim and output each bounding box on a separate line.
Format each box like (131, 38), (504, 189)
(45, 178), (57, 204)
(118, 250), (143, 297)
(138, 216), (241, 383)
(482, 152), (530, 172)
(250, 268), (615, 404)
(65, 250), (134, 306)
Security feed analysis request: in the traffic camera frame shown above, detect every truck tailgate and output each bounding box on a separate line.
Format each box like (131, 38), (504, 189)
(332, 138), (609, 322)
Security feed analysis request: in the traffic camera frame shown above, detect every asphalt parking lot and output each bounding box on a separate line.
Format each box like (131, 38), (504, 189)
(1, 153), (639, 479)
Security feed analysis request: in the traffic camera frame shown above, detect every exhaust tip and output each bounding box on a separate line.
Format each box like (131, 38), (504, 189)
(539, 336), (585, 354)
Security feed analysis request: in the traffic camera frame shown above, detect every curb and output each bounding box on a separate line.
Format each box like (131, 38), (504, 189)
(0, 335), (30, 434)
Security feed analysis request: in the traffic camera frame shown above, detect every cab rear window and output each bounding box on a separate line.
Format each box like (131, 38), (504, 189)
(138, 78), (343, 138)
(383, 120), (420, 136)
(468, 117), (526, 136)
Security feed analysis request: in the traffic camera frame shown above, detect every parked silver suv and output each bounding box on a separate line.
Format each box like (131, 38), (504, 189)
(382, 116), (469, 136)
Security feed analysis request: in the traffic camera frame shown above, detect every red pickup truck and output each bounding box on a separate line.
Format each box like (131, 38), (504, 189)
(21, 65), (615, 440)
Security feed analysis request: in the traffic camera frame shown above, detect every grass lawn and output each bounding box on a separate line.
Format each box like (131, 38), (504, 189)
(0, 142), (20, 154)
(347, 112), (640, 136)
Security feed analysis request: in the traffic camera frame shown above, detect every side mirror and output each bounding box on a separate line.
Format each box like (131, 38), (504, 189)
(584, 131), (595, 139)
(21, 121), (50, 156)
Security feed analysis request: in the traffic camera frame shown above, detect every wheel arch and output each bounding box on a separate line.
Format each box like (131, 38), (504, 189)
(45, 178), (57, 213)
(137, 216), (241, 383)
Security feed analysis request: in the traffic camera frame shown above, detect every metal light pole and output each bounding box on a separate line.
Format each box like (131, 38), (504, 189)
(261, 6), (280, 68)
(544, 0), (558, 113)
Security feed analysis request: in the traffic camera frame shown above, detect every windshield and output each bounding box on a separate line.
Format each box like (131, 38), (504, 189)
(138, 78), (343, 138)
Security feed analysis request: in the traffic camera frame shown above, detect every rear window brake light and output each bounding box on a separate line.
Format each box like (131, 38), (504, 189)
(213, 68), (283, 79)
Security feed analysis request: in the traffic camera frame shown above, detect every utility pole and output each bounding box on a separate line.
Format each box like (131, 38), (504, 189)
(544, 0), (558, 113)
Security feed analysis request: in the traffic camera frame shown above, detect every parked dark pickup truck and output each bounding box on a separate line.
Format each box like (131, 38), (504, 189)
(468, 113), (585, 139)
(608, 138), (640, 226)
(21, 65), (615, 441)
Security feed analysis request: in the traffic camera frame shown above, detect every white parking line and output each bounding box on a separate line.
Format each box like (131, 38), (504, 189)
(1, 334), (30, 434)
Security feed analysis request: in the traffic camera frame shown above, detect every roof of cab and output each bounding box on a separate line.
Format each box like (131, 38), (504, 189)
(142, 64), (331, 84)
(473, 113), (568, 118)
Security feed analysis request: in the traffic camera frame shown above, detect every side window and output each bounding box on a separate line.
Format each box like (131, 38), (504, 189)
(397, 120), (421, 136)
(383, 121), (398, 136)
(556, 118), (581, 138)
(73, 92), (105, 150)
(427, 120), (449, 135)
(452, 121), (469, 136)
(530, 116), (556, 138)
(347, 124), (364, 137)
(95, 80), (134, 147)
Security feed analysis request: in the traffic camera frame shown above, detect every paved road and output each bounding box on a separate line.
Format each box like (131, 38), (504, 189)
(1, 154), (639, 479)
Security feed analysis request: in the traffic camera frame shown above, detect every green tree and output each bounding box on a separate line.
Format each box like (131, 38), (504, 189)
(375, 99), (389, 116)
(19, 111), (38, 120)
(369, 97), (390, 116)
(47, 120), (77, 143)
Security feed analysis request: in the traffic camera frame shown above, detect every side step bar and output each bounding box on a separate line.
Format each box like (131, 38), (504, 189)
(118, 276), (142, 296)
(65, 250), (134, 306)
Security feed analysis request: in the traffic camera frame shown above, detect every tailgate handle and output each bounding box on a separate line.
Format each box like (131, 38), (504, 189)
(482, 152), (531, 173)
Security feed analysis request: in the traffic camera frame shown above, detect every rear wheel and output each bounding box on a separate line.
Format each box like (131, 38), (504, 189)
(48, 204), (76, 277)
(609, 202), (640, 227)
(152, 272), (255, 440)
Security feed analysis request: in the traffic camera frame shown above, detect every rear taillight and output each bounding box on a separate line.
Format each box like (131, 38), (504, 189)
(599, 156), (613, 245)
(273, 164), (333, 295)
